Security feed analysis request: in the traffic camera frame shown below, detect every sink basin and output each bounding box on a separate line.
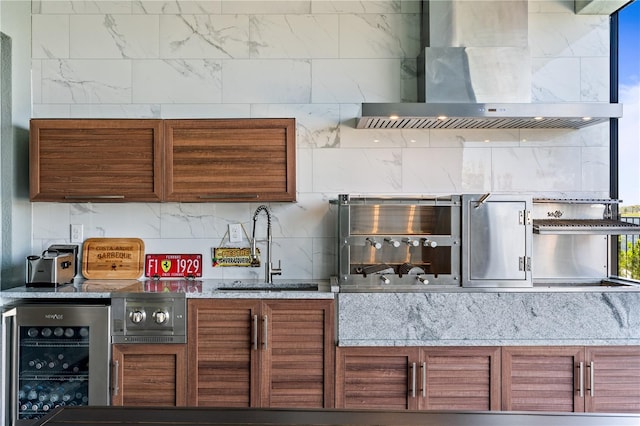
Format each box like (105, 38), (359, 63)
(218, 284), (319, 292)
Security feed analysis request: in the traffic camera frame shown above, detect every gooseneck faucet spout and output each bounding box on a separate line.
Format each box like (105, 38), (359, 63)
(251, 205), (282, 283)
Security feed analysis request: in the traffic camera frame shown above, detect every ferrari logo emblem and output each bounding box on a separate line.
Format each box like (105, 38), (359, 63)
(161, 260), (172, 273)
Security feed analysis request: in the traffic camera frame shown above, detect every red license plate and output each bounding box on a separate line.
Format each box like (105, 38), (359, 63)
(145, 254), (203, 278)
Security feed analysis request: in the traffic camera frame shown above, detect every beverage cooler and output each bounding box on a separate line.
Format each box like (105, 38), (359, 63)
(2, 304), (110, 426)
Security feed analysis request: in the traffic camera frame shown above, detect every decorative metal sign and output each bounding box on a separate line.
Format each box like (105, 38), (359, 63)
(145, 254), (203, 278)
(212, 248), (260, 267)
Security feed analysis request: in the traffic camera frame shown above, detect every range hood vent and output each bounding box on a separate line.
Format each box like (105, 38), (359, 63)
(357, 102), (623, 130)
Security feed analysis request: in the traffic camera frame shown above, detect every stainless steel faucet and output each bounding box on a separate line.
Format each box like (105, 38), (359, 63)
(250, 205), (282, 283)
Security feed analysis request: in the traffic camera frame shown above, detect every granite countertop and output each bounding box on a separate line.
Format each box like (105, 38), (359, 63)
(1, 278), (337, 301)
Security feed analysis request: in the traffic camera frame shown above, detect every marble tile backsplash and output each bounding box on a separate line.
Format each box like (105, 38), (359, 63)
(30, 0), (612, 280)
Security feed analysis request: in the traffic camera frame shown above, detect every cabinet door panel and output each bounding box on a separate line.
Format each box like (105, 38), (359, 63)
(164, 119), (295, 202)
(188, 299), (261, 407)
(111, 344), (186, 407)
(262, 300), (334, 408)
(502, 346), (584, 412)
(586, 346), (640, 413)
(336, 347), (419, 410)
(420, 347), (500, 411)
(30, 119), (163, 202)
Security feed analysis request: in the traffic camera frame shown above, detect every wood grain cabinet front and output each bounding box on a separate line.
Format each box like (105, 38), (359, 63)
(30, 119), (163, 202)
(335, 346), (501, 412)
(187, 299), (334, 409)
(502, 346), (640, 413)
(111, 344), (187, 407)
(163, 118), (296, 202)
(29, 118), (296, 203)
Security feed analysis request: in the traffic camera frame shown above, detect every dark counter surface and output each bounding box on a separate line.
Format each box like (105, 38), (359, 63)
(33, 406), (640, 426)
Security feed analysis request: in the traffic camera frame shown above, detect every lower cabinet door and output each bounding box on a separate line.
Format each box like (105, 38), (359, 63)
(335, 347), (420, 410)
(501, 346), (584, 412)
(419, 347), (501, 411)
(585, 346), (640, 413)
(111, 344), (187, 406)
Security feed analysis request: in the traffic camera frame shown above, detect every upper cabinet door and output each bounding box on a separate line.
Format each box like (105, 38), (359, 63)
(163, 118), (296, 202)
(30, 119), (163, 202)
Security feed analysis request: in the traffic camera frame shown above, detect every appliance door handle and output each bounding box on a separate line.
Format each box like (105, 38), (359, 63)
(112, 360), (120, 396)
(64, 195), (125, 199)
(578, 362), (584, 398)
(252, 315), (258, 351)
(262, 315), (268, 351)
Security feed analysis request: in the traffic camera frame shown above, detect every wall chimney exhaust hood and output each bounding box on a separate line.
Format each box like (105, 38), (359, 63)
(356, 102), (623, 130)
(357, 0), (623, 130)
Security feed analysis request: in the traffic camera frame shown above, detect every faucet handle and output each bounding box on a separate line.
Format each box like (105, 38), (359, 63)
(271, 260), (282, 277)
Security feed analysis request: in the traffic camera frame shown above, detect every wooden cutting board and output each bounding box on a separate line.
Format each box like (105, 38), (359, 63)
(82, 238), (145, 279)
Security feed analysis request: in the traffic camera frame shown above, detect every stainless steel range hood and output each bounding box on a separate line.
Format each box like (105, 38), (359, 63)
(357, 102), (623, 130)
(357, 0), (623, 130)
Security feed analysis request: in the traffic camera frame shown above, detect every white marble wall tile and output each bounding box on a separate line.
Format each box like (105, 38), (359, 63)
(222, 59), (311, 103)
(339, 13), (420, 59)
(312, 59), (401, 103)
(251, 103), (340, 148)
(401, 147), (492, 193)
(35, 1), (132, 14)
(520, 124), (609, 148)
(159, 15), (250, 59)
(532, 57), (581, 102)
(32, 104), (71, 118)
(492, 147), (582, 192)
(311, 1), (401, 14)
(401, 57), (418, 103)
(581, 57), (609, 102)
(270, 237), (313, 279)
(32, 203), (71, 240)
(313, 237), (336, 279)
(69, 104), (161, 118)
(70, 203), (162, 239)
(529, 13), (609, 58)
(41, 59), (132, 103)
(222, 1), (311, 14)
(528, 0), (574, 14)
(582, 146), (610, 193)
(31, 60), (43, 104)
(132, 59), (222, 103)
(159, 202), (251, 239)
(32, 15), (70, 59)
(430, 129), (520, 148)
(250, 14), (338, 59)
(133, 1), (221, 14)
(70, 15), (159, 59)
(267, 193), (333, 238)
(160, 103), (250, 118)
(297, 147), (313, 193)
(339, 127), (427, 148)
(312, 148), (402, 193)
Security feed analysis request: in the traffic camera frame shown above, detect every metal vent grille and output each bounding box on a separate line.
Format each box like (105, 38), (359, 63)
(533, 219), (640, 235)
(117, 335), (186, 344)
(357, 116), (611, 130)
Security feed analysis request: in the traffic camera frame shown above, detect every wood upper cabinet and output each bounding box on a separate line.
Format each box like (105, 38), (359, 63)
(335, 346), (501, 411)
(187, 299), (334, 408)
(502, 346), (640, 413)
(111, 344), (187, 407)
(164, 119), (296, 202)
(30, 119), (163, 202)
(29, 118), (296, 202)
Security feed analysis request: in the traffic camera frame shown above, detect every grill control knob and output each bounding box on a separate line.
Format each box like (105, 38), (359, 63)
(422, 238), (438, 248)
(153, 310), (169, 325)
(129, 310), (146, 324)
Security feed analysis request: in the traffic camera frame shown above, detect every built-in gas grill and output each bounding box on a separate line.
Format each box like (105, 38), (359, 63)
(532, 198), (640, 235)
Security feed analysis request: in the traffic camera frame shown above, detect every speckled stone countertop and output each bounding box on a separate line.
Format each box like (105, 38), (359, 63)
(338, 290), (640, 347)
(1, 279), (336, 302)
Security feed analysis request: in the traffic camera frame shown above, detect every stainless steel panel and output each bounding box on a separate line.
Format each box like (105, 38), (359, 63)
(532, 234), (609, 283)
(462, 194), (532, 287)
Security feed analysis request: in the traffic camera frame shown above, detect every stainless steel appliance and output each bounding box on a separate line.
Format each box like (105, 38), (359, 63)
(110, 292), (186, 344)
(26, 245), (78, 287)
(2, 304), (110, 426)
(461, 194), (533, 288)
(334, 194), (461, 291)
(531, 198), (640, 284)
